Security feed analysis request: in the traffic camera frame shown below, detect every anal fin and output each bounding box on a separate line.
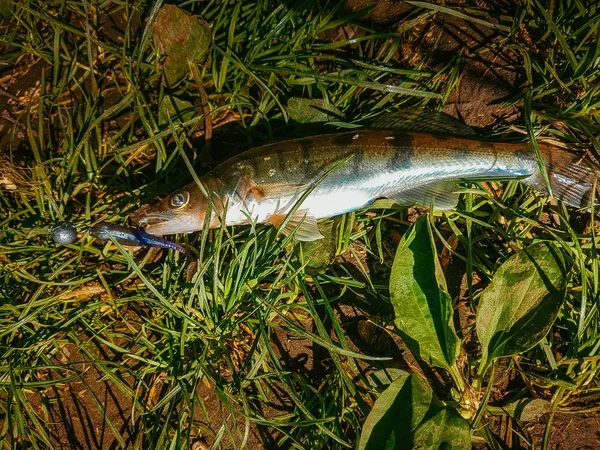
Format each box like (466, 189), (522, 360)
(386, 182), (460, 210)
(268, 210), (324, 241)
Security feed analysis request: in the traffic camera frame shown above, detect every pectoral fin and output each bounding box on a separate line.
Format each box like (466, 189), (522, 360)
(268, 210), (324, 241)
(387, 182), (460, 210)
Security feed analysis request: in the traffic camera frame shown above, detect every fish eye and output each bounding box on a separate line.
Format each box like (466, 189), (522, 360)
(170, 191), (189, 208)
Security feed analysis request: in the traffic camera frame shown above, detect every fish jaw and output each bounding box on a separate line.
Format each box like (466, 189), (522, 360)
(132, 178), (225, 235)
(136, 210), (203, 235)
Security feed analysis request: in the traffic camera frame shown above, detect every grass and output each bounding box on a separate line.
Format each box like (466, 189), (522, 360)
(1, 0), (599, 448)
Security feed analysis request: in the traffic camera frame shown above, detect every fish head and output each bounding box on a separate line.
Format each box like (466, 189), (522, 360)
(132, 178), (224, 235)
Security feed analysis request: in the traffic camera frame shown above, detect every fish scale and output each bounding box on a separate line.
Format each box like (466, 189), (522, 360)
(214, 131), (537, 216)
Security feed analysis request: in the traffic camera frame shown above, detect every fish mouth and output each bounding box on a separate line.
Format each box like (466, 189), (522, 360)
(136, 215), (171, 228)
(131, 201), (205, 235)
(132, 209), (201, 235)
(135, 217), (173, 235)
(133, 214), (174, 235)
(130, 205), (174, 235)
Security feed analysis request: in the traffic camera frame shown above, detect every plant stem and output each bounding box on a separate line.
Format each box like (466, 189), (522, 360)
(449, 364), (466, 393)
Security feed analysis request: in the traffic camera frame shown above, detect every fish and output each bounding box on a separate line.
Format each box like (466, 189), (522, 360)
(133, 111), (600, 241)
(89, 221), (187, 255)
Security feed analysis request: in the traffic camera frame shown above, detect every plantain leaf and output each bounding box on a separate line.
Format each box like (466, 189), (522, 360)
(158, 96), (195, 126)
(359, 370), (470, 450)
(412, 405), (471, 449)
(368, 368), (407, 392)
(508, 398), (550, 422)
(152, 5), (212, 85)
(390, 216), (460, 370)
(0, 0), (13, 17)
(287, 97), (342, 123)
(299, 219), (336, 274)
(487, 398), (550, 422)
(477, 242), (566, 369)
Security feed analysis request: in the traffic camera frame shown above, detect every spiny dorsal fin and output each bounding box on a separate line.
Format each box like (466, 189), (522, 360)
(370, 107), (478, 137)
(268, 210), (324, 241)
(386, 182), (460, 210)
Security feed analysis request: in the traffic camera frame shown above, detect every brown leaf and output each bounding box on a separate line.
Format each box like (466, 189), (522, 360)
(152, 5), (211, 85)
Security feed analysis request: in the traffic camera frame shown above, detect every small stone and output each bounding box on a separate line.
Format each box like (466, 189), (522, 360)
(52, 222), (78, 245)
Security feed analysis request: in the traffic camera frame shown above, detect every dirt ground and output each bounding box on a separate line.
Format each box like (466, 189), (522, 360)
(2, 1), (600, 449)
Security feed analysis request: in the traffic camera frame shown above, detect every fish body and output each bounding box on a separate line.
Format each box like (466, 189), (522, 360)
(134, 128), (599, 240)
(213, 130), (537, 223)
(90, 222), (187, 254)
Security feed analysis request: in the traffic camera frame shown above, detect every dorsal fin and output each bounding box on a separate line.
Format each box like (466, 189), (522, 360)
(370, 108), (478, 137)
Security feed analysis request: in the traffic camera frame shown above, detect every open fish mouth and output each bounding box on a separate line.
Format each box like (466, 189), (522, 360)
(133, 216), (178, 236)
(135, 215), (171, 228)
(131, 208), (201, 235)
(130, 205), (174, 231)
(134, 215), (175, 235)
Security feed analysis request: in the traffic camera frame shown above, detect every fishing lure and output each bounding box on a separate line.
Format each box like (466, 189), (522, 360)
(89, 222), (187, 255)
(52, 222), (78, 244)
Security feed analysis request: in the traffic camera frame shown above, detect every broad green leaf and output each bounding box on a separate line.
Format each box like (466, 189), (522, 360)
(359, 371), (431, 450)
(368, 368), (407, 392)
(413, 405), (471, 449)
(487, 398), (550, 422)
(0, 0), (13, 17)
(390, 216), (460, 370)
(287, 97), (342, 123)
(477, 242), (566, 368)
(152, 5), (212, 85)
(359, 370), (470, 450)
(509, 398), (549, 421)
(300, 220), (336, 274)
(158, 96), (195, 126)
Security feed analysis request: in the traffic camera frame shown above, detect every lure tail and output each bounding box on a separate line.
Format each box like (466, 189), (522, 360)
(90, 222), (187, 255)
(524, 143), (600, 208)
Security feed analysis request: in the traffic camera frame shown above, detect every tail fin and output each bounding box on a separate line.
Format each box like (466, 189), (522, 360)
(523, 143), (600, 208)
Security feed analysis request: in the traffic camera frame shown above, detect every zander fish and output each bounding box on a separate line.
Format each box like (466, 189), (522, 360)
(133, 112), (599, 241)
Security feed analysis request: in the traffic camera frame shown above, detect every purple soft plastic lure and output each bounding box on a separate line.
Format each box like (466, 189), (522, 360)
(90, 221), (187, 256)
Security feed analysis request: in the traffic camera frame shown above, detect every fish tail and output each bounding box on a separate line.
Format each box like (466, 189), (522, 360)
(523, 143), (600, 208)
